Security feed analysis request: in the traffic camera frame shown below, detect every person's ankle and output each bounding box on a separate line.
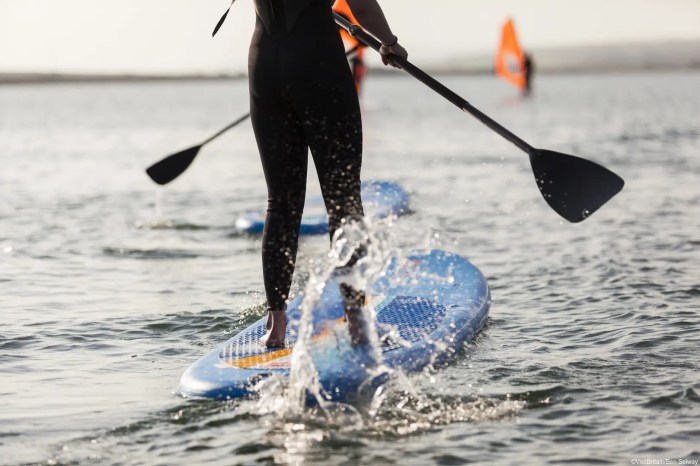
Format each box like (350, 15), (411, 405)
(262, 310), (287, 348)
(266, 309), (285, 329)
(345, 307), (369, 346)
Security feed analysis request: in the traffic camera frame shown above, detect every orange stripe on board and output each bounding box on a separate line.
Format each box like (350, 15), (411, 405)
(223, 317), (347, 369)
(227, 347), (293, 369)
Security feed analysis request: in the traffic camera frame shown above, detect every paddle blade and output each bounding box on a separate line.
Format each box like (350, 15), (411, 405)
(529, 149), (624, 223)
(212, 7), (230, 37)
(146, 145), (201, 185)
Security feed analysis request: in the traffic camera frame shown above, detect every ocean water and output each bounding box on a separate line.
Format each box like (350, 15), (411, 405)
(1, 70), (699, 465)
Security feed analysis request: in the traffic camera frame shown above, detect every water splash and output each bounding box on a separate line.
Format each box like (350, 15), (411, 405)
(134, 189), (176, 229)
(254, 371), (526, 440)
(364, 388), (527, 436)
(285, 263), (328, 412)
(288, 216), (395, 411)
(248, 216), (398, 417)
(246, 214), (514, 441)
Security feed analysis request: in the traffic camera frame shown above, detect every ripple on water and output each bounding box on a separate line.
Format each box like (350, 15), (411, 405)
(642, 387), (700, 410)
(102, 247), (206, 259)
(134, 219), (215, 231)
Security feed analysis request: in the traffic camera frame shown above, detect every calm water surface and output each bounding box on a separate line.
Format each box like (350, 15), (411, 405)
(1, 71), (699, 465)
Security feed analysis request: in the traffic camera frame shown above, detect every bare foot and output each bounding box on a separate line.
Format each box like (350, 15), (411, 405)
(261, 310), (286, 348)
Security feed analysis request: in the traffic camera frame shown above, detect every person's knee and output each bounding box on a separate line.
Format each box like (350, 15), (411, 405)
(267, 191), (305, 217)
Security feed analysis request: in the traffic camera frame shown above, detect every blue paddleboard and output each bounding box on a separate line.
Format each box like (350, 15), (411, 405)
(178, 249), (490, 402)
(235, 180), (409, 235)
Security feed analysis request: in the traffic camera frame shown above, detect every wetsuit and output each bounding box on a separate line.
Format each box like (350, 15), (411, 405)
(523, 54), (533, 96)
(249, 0), (364, 312)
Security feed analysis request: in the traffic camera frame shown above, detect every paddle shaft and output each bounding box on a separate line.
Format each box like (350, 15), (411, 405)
(201, 112), (250, 146)
(334, 13), (533, 154)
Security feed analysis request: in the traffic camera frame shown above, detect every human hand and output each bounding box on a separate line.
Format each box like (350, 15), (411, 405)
(379, 38), (407, 69)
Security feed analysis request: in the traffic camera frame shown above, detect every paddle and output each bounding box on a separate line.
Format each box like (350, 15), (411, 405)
(145, 113), (249, 185)
(146, 44), (362, 186)
(333, 13), (624, 223)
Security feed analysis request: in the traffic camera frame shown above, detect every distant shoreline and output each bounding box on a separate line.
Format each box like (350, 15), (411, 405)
(1, 64), (698, 85)
(3, 39), (700, 85)
(0, 73), (248, 85)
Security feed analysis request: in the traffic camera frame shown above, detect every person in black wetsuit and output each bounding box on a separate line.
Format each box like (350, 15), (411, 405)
(250, 0), (407, 347)
(523, 52), (534, 96)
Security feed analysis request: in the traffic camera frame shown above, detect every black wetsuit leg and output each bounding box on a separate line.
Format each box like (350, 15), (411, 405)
(248, 0), (363, 312)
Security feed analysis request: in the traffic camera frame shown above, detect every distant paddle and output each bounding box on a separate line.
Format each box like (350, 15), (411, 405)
(146, 113), (249, 185)
(334, 13), (624, 223)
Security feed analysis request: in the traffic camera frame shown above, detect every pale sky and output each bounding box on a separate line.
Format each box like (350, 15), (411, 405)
(1, 0), (699, 74)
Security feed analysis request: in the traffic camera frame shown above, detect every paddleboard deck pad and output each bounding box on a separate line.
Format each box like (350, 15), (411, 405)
(235, 180), (409, 235)
(178, 249), (490, 401)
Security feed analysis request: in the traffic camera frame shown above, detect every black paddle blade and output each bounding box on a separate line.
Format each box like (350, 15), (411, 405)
(212, 7), (230, 37)
(146, 145), (201, 185)
(529, 149), (624, 223)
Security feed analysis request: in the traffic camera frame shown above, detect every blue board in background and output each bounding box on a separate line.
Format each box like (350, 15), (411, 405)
(235, 180), (410, 235)
(178, 249), (490, 402)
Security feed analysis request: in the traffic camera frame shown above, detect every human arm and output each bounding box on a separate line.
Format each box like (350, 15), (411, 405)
(344, 0), (407, 67)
